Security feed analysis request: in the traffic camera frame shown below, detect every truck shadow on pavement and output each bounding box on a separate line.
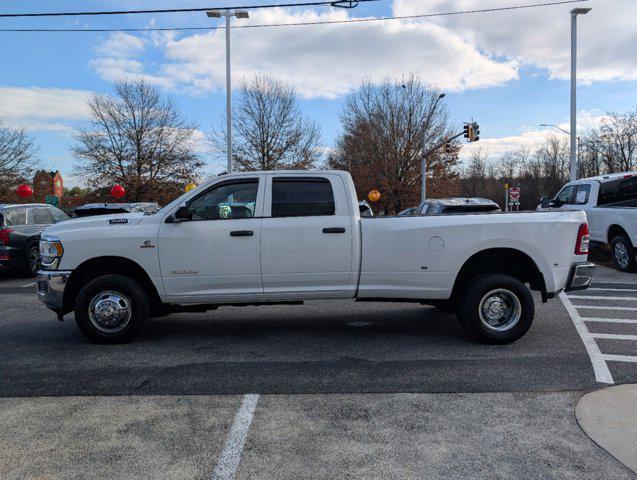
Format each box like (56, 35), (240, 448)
(2, 296), (603, 397)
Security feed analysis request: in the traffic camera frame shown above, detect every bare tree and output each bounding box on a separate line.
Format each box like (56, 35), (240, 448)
(593, 110), (637, 172)
(73, 79), (203, 203)
(329, 74), (459, 214)
(0, 119), (38, 202)
(211, 75), (321, 171)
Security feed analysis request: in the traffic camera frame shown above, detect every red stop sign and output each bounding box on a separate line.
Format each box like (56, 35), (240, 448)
(509, 187), (520, 200)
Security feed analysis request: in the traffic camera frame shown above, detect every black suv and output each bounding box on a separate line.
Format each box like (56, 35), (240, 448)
(413, 198), (501, 216)
(0, 204), (69, 276)
(71, 202), (160, 218)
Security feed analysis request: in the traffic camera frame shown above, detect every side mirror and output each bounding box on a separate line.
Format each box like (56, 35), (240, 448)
(175, 205), (190, 220)
(540, 196), (550, 208)
(166, 204), (190, 223)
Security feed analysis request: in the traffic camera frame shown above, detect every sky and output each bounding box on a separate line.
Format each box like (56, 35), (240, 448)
(1, 0), (636, 187)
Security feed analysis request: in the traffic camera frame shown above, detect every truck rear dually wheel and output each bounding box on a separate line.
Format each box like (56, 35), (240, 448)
(456, 274), (534, 344)
(74, 274), (149, 344)
(611, 234), (637, 272)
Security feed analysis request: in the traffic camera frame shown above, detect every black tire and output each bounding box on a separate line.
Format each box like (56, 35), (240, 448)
(456, 274), (534, 344)
(611, 234), (637, 272)
(74, 274), (149, 344)
(25, 243), (41, 277)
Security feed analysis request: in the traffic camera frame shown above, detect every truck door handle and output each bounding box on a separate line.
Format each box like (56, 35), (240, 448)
(323, 227), (346, 234)
(230, 230), (254, 237)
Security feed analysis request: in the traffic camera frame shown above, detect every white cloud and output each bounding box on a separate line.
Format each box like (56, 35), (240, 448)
(95, 32), (146, 59)
(459, 110), (607, 159)
(91, 8), (519, 99)
(0, 87), (92, 132)
(393, 0), (637, 83)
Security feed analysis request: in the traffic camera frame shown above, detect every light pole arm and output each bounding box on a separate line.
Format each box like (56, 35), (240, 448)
(423, 130), (465, 158)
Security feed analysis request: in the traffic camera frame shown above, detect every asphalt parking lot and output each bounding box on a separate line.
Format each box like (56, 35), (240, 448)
(1, 264), (636, 479)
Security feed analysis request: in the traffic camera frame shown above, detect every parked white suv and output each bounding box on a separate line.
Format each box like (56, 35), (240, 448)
(538, 172), (637, 271)
(37, 170), (593, 344)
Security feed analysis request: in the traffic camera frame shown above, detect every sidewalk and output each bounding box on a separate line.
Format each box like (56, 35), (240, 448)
(577, 384), (637, 474)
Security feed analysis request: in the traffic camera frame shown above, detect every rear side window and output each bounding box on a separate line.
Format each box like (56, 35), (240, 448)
(616, 177), (637, 203)
(31, 208), (54, 225)
(271, 178), (335, 218)
(4, 208), (27, 226)
(598, 179), (621, 206)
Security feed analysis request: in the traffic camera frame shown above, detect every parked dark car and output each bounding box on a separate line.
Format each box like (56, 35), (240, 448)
(408, 198), (501, 216)
(0, 204), (70, 275)
(72, 202), (161, 218)
(398, 207), (417, 216)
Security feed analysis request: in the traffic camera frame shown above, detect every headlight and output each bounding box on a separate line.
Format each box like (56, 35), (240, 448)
(39, 237), (64, 267)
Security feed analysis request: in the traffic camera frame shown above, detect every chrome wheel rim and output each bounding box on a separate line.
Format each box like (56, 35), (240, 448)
(88, 291), (132, 334)
(478, 288), (522, 332)
(28, 247), (40, 275)
(614, 241), (630, 269)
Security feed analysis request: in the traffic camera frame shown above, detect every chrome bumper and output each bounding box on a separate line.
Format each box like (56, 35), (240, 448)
(37, 270), (72, 315)
(564, 263), (595, 292)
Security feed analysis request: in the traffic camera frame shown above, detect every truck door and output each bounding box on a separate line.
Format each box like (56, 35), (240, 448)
(260, 174), (353, 294)
(158, 177), (264, 299)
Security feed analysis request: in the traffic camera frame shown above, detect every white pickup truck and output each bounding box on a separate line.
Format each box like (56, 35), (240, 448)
(538, 171), (637, 271)
(37, 170), (593, 344)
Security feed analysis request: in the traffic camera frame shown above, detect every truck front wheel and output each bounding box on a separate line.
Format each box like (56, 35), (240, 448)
(456, 274), (534, 344)
(74, 274), (150, 344)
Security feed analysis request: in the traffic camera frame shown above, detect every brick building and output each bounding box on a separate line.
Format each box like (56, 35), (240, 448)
(33, 170), (63, 204)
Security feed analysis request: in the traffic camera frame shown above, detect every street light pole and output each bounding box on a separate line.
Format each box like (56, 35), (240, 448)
(225, 12), (232, 174)
(570, 7), (592, 182)
(207, 9), (250, 174)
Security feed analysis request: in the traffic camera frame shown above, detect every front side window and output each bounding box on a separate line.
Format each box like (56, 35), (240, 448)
(49, 207), (70, 223)
(4, 208), (27, 226)
(188, 180), (258, 221)
(574, 184), (591, 205)
(271, 178), (335, 218)
(555, 185), (575, 204)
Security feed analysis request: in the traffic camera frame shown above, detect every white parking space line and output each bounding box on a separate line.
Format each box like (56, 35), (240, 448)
(559, 293), (614, 384)
(592, 280), (637, 285)
(21, 282), (36, 288)
(603, 354), (637, 363)
(588, 287), (637, 293)
(210, 394), (260, 480)
(571, 305), (637, 311)
(583, 317), (637, 324)
(590, 333), (637, 341)
(567, 295), (637, 301)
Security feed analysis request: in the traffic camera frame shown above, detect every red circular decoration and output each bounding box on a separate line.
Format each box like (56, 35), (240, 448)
(111, 184), (126, 199)
(16, 184), (33, 198)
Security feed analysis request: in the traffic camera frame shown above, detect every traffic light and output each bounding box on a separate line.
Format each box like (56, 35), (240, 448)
(464, 122), (480, 142)
(444, 143), (452, 154)
(471, 122), (480, 142)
